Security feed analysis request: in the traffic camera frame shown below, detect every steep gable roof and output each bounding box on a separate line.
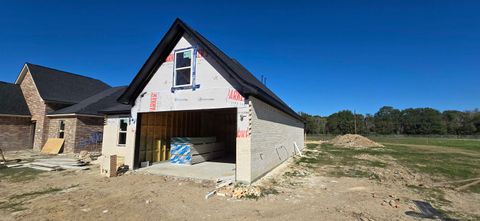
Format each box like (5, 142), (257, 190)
(49, 86), (127, 116)
(0, 81), (31, 116)
(118, 18), (303, 121)
(18, 63), (111, 104)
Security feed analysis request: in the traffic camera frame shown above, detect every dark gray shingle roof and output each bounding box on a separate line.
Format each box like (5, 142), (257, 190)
(26, 63), (111, 104)
(50, 86), (127, 116)
(99, 103), (132, 114)
(0, 81), (30, 116)
(118, 18), (302, 121)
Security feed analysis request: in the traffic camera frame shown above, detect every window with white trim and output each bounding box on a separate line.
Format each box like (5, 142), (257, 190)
(58, 120), (65, 138)
(173, 48), (193, 86)
(118, 118), (128, 145)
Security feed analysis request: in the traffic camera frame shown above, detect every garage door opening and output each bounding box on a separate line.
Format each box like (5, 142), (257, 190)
(134, 108), (237, 171)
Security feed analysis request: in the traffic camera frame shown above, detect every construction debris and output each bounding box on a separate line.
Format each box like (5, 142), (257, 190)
(206, 178), (263, 199)
(329, 134), (384, 148)
(0, 151), (91, 171)
(25, 158), (90, 171)
(205, 190), (217, 199)
(0, 148), (22, 167)
(77, 150), (101, 162)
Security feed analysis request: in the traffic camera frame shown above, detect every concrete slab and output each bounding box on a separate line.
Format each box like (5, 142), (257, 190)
(139, 161), (235, 181)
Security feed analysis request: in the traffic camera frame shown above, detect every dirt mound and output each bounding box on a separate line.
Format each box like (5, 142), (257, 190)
(330, 134), (384, 148)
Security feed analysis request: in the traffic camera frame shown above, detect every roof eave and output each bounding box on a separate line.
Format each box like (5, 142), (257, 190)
(46, 113), (103, 118)
(0, 114), (32, 118)
(44, 99), (77, 105)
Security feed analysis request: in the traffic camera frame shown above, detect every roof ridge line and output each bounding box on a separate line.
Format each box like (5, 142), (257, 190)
(26, 62), (107, 84)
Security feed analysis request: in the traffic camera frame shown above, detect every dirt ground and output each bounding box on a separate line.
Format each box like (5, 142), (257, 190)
(1, 146), (479, 221)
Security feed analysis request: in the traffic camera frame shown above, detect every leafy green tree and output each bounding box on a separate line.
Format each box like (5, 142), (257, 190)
(401, 108), (446, 135)
(326, 110), (355, 134)
(299, 112), (327, 134)
(364, 114), (375, 134)
(472, 110), (480, 134)
(300, 112), (316, 134)
(460, 110), (480, 135)
(374, 106), (401, 134)
(442, 110), (465, 135)
(315, 116), (328, 134)
(354, 114), (367, 134)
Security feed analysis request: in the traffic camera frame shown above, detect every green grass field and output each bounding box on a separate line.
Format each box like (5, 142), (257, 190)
(300, 138), (480, 220)
(368, 136), (480, 152)
(302, 143), (480, 183)
(307, 134), (480, 152)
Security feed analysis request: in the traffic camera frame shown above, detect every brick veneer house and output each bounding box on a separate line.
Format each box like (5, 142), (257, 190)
(47, 86), (126, 153)
(0, 81), (33, 150)
(0, 63), (122, 153)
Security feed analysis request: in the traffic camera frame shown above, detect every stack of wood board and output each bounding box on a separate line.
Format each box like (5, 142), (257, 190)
(170, 137), (224, 165)
(154, 140), (170, 162)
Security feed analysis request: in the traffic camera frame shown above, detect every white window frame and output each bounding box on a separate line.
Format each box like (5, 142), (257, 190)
(117, 118), (128, 146)
(173, 48), (194, 87)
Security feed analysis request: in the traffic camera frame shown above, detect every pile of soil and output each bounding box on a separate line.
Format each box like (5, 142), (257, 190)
(330, 134), (384, 148)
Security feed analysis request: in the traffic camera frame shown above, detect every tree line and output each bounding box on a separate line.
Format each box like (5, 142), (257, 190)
(300, 106), (480, 135)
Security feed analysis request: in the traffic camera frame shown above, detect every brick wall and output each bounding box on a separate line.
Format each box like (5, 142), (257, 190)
(47, 116), (104, 153)
(0, 116), (34, 150)
(249, 97), (305, 181)
(20, 71), (47, 150)
(20, 70), (73, 151)
(74, 116), (104, 153)
(47, 117), (77, 153)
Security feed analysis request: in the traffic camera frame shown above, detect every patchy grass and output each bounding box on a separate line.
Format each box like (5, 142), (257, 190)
(261, 186), (279, 195)
(293, 143), (388, 180)
(0, 167), (44, 182)
(407, 185), (450, 206)
(328, 168), (380, 181)
(301, 143), (387, 168)
(9, 187), (63, 200)
(243, 193), (260, 200)
(385, 145), (479, 180)
(369, 136), (480, 152)
(283, 170), (308, 178)
(301, 139), (480, 219)
(301, 142), (480, 193)
(0, 200), (25, 212)
(0, 185), (72, 212)
(0, 187), (64, 212)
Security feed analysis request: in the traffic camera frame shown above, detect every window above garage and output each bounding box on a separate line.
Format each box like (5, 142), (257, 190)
(174, 48), (193, 87)
(171, 47), (200, 92)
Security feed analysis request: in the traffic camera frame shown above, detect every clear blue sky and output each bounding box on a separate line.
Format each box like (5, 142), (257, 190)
(0, 1), (479, 116)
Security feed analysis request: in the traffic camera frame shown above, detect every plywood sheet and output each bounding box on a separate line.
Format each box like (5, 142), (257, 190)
(41, 138), (64, 154)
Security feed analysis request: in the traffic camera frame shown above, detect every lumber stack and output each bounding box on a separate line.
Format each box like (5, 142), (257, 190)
(170, 137), (224, 165)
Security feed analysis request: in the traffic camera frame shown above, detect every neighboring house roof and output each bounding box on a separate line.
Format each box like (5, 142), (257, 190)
(49, 86), (128, 117)
(0, 81), (31, 116)
(19, 63), (111, 104)
(118, 18), (303, 121)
